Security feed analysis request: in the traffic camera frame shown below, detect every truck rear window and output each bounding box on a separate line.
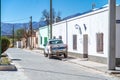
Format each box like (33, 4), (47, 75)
(49, 40), (63, 44)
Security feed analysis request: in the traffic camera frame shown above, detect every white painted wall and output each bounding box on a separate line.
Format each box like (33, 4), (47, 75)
(36, 30), (40, 48)
(116, 6), (120, 58)
(116, 24), (120, 58)
(39, 6), (120, 59)
(52, 6), (120, 58)
(39, 26), (49, 48)
(66, 7), (109, 58)
(16, 41), (22, 48)
(52, 21), (67, 44)
(27, 37), (36, 48)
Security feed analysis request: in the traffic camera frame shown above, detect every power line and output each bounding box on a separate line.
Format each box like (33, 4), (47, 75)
(2, 17), (29, 23)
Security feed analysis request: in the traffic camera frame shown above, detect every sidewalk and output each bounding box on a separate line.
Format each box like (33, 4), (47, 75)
(32, 49), (120, 77)
(0, 51), (30, 80)
(0, 61), (30, 80)
(67, 57), (120, 74)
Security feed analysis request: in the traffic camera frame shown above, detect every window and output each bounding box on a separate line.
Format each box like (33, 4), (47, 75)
(53, 36), (56, 39)
(59, 36), (62, 39)
(96, 33), (103, 52)
(49, 40), (63, 44)
(44, 37), (47, 45)
(73, 35), (77, 50)
(40, 37), (42, 44)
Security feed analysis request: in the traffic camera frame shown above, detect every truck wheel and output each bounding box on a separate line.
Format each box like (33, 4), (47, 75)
(64, 53), (68, 58)
(44, 51), (48, 57)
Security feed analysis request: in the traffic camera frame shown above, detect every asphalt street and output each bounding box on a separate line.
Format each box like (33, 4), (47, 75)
(5, 48), (119, 80)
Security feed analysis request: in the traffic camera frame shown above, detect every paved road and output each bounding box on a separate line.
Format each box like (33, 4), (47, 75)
(5, 48), (119, 80)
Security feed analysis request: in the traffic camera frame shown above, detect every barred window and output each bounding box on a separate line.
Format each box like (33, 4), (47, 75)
(59, 36), (62, 39)
(73, 35), (77, 50)
(53, 36), (56, 39)
(40, 37), (42, 44)
(96, 33), (103, 52)
(44, 37), (47, 45)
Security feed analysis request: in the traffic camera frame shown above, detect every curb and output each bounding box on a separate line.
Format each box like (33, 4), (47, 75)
(67, 60), (120, 75)
(68, 60), (105, 72)
(0, 64), (17, 71)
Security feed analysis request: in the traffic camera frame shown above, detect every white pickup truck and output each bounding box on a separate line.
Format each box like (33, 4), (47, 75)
(43, 39), (68, 58)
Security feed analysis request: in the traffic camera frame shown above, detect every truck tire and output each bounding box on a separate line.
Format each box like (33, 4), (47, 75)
(44, 51), (48, 57)
(48, 54), (52, 59)
(64, 53), (68, 58)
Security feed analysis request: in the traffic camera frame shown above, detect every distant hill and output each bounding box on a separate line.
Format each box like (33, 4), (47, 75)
(1, 21), (46, 36)
(1, 13), (86, 36)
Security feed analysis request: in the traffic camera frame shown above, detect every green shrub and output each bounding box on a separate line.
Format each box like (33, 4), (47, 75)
(0, 57), (11, 65)
(1, 37), (10, 53)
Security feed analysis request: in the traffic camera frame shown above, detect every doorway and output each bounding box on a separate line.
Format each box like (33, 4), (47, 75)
(83, 34), (88, 58)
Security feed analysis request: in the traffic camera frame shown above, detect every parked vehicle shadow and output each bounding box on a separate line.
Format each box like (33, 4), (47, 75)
(49, 56), (62, 60)
(49, 56), (76, 61)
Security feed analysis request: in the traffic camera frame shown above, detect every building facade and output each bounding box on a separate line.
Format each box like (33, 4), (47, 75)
(39, 26), (49, 48)
(39, 6), (120, 65)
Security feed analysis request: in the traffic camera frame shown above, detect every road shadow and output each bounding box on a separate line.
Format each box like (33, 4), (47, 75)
(49, 56), (76, 61)
(11, 59), (21, 61)
(49, 56), (62, 60)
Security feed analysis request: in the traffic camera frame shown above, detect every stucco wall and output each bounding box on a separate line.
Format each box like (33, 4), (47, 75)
(52, 21), (67, 44)
(39, 6), (120, 59)
(66, 7), (109, 58)
(116, 6), (120, 58)
(39, 26), (49, 48)
(51, 6), (120, 58)
(36, 30), (40, 48)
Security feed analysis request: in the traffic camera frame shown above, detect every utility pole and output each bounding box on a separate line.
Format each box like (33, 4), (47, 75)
(24, 25), (27, 48)
(0, 20), (1, 59)
(108, 0), (116, 70)
(12, 25), (15, 47)
(30, 16), (33, 49)
(50, 0), (52, 39)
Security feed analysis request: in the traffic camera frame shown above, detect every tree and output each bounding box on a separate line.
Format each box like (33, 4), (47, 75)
(23, 26), (30, 48)
(15, 28), (25, 41)
(40, 9), (61, 25)
(15, 27), (31, 48)
(1, 37), (10, 54)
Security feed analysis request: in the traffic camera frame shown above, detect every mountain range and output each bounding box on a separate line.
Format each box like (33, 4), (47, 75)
(1, 12), (82, 36)
(1, 21), (46, 36)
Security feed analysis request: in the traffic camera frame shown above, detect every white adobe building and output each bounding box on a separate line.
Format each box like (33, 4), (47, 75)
(39, 26), (49, 48)
(52, 5), (120, 65)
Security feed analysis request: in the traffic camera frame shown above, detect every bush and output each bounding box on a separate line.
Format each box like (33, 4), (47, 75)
(1, 37), (10, 53)
(0, 57), (11, 65)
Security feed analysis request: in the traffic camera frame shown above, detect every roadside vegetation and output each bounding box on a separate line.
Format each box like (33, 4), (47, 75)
(1, 37), (10, 53)
(0, 37), (11, 65)
(0, 57), (11, 65)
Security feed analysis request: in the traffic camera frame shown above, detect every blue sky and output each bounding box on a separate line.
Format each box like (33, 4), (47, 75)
(1, 0), (120, 23)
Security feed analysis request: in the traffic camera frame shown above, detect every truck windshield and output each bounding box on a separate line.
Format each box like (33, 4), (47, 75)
(49, 40), (63, 44)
